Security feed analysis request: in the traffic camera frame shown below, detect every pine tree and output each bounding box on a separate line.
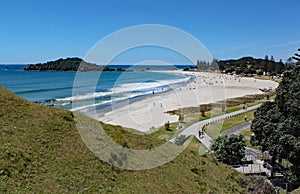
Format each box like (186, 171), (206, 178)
(292, 48), (300, 64)
(251, 56), (300, 181)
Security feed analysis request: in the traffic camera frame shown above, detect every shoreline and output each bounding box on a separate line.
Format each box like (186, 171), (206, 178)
(96, 70), (279, 132)
(74, 71), (194, 118)
(80, 71), (192, 123)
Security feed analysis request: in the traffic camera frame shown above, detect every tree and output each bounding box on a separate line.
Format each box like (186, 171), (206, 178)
(211, 135), (246, 165)
(179, 114), (184, 123)
(197, 60), (208, 71)
(209, 59), (219, 71)
(164, 121), (171, 131)
(217, 56), (291, 74)
(251, 61), (300, 181)
(292, 48), (300, 65)
(264, 55), (269, 61)
(276, 60), (286, 74)
(286, 57), (294, 66)
(200, 104), (207, 117)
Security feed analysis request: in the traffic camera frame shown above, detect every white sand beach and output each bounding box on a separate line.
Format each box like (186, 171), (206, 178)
(97, 71), (278, 132)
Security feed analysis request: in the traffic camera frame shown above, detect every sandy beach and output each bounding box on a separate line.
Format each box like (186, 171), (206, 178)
(97, 71), (278, 132)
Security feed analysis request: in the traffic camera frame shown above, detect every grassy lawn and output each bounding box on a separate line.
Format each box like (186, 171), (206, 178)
(203, 110), (255, 139)
(239, 127), (260, 149)
(221, 110), (255, 133)
(149, 121), (180, 141)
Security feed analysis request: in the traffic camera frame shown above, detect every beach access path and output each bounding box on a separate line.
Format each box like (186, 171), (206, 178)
(170, 102), (272, 176)
(220, 121), (252, 136)
(169, 103), (261, 149)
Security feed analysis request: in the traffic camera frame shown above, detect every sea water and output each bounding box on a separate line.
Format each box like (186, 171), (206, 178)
(0, 65), (193, 113)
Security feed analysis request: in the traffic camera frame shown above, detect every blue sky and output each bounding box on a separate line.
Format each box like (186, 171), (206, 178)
(0, 0), (299, 64)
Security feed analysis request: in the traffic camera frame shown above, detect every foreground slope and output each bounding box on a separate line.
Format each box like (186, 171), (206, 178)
(0, 86), (267, 193)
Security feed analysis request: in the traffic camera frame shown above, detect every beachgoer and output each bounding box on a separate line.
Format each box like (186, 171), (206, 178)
(199, 130), (202, 138)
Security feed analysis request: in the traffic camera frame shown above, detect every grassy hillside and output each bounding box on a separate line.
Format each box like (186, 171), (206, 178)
(0, 86), (270, 193)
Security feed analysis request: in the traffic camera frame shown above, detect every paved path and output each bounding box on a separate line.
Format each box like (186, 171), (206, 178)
(220, 121), (252, 136)
(170, 104), (261, 149)
(169, 103), (273, 175)
(218, 121), (271, 159)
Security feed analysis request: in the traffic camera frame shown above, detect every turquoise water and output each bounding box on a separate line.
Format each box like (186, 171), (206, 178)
(0, 65), (193, 113)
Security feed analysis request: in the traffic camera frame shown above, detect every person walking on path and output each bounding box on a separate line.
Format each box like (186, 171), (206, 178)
(198, 130), (203, 139)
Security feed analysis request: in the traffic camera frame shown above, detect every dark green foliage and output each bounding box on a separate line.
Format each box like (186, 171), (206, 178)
(251, 65), (300, 181)
(292, 48), (300, 64)
(200, 104), (208, 117)
(218, 56), (291, 75)
(211, 135), (246, 165)
(23, 57), (126, 72)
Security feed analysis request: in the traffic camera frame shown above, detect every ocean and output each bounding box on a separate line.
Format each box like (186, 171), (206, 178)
(0, 64), (194, 114)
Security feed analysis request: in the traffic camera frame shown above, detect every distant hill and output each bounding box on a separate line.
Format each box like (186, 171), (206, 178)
(217, 56), (292, 75)
(0, 86), (275, 193)
(23, 57), (124, 72)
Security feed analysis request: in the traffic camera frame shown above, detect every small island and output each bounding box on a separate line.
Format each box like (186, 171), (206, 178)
(23, 57), (125, 72)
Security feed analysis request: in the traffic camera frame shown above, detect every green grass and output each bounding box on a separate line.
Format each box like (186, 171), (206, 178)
(221, 111), (255, 133)
(239, 127), (260, 149)
(0, 86), (258, 193)
(148, 121), (180, 141)
(203, 111), (255, 139)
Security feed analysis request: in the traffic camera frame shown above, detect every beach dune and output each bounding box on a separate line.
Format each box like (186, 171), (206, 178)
(98, 71), (278, 132)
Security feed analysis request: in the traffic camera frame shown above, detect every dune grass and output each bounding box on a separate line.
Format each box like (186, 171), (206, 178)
(254, 75), (281, 83)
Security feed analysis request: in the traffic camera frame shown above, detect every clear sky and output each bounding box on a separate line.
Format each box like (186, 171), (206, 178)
(0, 0), (299, 64)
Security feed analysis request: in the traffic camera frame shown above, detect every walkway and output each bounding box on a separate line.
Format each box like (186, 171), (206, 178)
(220, 121), (252, 136)
(169, 104), (261, 149)
(169, 103), (273, 175)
